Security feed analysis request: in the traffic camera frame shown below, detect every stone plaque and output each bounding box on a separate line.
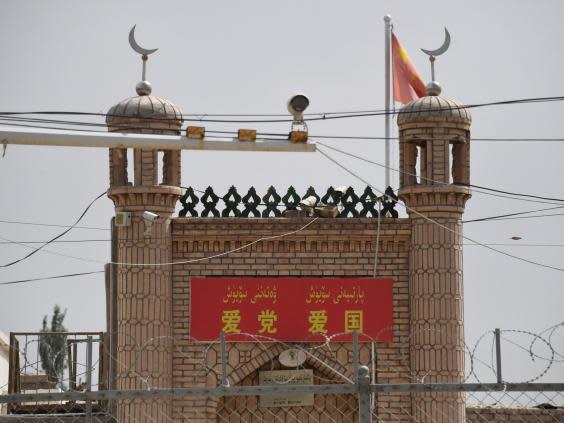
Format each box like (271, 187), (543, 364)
(259, 369), (314, 408)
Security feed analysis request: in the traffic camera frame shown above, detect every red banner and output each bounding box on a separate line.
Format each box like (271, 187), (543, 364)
(190, 278), (393, 342)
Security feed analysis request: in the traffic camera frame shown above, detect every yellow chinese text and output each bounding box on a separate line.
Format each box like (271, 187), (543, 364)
(257, 309), (278, 334)
(308, 310), (328, 334)
(344, 310), (363, 333)
(221, 310), (242, 333)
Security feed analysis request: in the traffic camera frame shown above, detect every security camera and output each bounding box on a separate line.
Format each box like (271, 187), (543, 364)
(287, 94), (310, 122)
(143, 211), (159, 222)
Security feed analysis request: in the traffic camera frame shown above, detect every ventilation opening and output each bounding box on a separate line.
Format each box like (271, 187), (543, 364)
(414, 145), (421, 184)
(126, 149), (133, 186)
(158, 151), (164, 185)
(449, 143), (454, 184)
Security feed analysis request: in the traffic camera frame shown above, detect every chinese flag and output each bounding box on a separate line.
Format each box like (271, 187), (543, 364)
(392, 33), (426, 104)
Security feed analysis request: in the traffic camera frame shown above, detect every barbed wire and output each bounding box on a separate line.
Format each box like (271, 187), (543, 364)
(1, 323), (563, 422)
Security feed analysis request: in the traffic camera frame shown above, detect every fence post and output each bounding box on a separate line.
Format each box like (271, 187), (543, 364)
(85, 336), (93, 423)
(220, 332), (229, 387)
(495, 328), (502, 384)
(353, 331), (359, 383)
(358, 365), (371, 423)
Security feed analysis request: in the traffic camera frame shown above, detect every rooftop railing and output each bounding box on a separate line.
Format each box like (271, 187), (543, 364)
(7, 332), (108, 415)
(178, 185), (399, 218)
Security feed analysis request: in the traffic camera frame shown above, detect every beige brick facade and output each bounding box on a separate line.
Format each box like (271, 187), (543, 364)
(170, 218), (412, 421)
(106, 93), (183, 422)
(398, 93), (472, 423)
(101, 88), (559, 423)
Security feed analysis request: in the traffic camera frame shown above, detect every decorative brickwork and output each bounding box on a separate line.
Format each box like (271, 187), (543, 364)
(106, 91), (184, 423)
(170, 218), (413, 421)
(398, 91), (471, 423)
(100, 80), (564, 423)
(178, 185), (398, 219)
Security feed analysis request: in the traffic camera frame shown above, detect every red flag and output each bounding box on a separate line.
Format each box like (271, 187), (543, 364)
(391, 33), (426, 104)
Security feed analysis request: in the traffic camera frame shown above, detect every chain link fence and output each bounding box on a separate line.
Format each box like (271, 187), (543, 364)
(1, 324), (562, 422)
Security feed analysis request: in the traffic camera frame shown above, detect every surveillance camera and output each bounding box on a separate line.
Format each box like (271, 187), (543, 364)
(287, 94), (310, 118)
(143, 211), (159, 221)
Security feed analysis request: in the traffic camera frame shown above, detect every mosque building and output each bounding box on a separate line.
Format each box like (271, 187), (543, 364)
(4, 27), (561, 423)
(101, 50), (470, 422)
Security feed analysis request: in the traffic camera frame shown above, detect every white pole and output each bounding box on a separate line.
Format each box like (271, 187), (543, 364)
(0, 127), (316, 153)
(384, 14), (392, 188)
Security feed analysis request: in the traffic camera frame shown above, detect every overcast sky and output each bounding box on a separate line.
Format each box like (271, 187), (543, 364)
(0, 0), (563, 383)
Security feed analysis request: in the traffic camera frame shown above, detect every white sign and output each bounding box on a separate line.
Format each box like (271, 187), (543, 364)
(259, 369), (314, 408)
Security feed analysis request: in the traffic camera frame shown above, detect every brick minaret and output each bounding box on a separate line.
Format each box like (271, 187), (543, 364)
(398, 82), (471, 422)
(106, 80), (183, 422)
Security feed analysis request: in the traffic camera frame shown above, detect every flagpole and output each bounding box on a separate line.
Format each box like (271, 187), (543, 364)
(384, 14), (392, 189)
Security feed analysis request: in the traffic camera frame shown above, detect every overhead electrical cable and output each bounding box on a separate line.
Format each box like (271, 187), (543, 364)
(467, 184), (564, 203)
(0, 271), (104, 286)
(0, 121), (106, 133)
(1, 115), (564, 143)
(0, 219), (109, 231)
(2, 208), (564, 248)
(0, 217), (319, 274)
(463, 243), (564, 247)
(3, 237), (564, 248)
(108, 217), (320, 267)
(0, 192), (106, 268)
(464, 212), (564, 222)
(0, 235), (104, 264)
(0, 239), (108, 245)
(315, 145), (564, 273)
(314, 141), (564, 205)
(463, 205), (564, 223)
(0, 95), (563, 123)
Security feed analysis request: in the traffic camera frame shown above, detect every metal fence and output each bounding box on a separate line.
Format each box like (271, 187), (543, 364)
(1, 326), (563, 422)
(5, 332), (107, 416)
(1, 376), (563, 422)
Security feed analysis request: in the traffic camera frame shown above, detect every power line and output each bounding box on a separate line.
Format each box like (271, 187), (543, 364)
(310, 134), (564, 142)
(315, 141), (564, 206)
(182, 109), (391, 117)
(463, 243), (564, 247)
(0, 192), (106, 268)
(463, 205), (564, 223)
(0, 219), (109, 231)
(2, 115), (564, 143)
(0, 235), (104, 264)
(0, 217), (321, 281)
(0, 121), (106, 133)
(0, 271), (104, 286)
(0, 95), (562, 123)
(109, 217), (320, 267)
(315, 146), (564, 273)
(1, 195), (562, 239)
(0, 239), (109, 244)
(468, 184), (564, 203)
(465, 212), (564, 222)
(3, 236), (564, 248)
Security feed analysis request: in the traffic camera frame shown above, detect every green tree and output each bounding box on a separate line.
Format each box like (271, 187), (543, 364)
(39, 305), (67, 390)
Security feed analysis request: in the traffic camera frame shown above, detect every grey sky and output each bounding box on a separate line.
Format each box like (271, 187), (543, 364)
(0, 0), (563, 382)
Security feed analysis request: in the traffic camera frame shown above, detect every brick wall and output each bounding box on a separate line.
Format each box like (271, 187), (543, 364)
(170, 217), (413, 421)
(466, 406), (564, 422)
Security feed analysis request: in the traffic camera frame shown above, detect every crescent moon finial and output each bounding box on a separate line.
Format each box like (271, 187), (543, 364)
(420, 27), (451, 95)
(420, 27), (451, 57)
(128, 25), (158, 96)
(128, 25), (159, 56)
